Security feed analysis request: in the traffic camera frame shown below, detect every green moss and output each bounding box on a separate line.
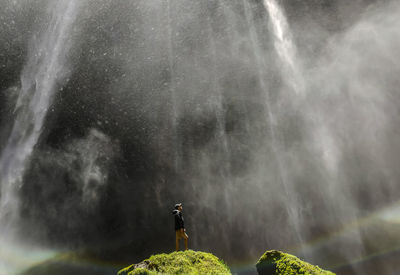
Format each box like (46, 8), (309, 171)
(256, 250), (335, 275)
(118, 264), (136, 275)
(128, 268), (158, 275)
(118, 250), (231, 275)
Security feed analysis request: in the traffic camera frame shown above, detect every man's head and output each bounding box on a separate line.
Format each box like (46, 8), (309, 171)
(175, 203), (182, 211)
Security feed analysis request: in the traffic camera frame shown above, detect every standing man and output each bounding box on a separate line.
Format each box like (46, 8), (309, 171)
(172, 203), (188, 251)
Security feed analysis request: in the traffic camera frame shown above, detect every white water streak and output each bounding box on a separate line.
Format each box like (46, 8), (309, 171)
(264, 0), (304, 94)
(262, 0), (307, 244)
(0, 0), (80, 228)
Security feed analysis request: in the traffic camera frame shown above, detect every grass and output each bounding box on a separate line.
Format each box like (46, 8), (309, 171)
(118, 250), (231, 275)
(256, 250), (335, 275)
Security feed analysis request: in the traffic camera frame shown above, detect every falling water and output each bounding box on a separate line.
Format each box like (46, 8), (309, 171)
(206, 8), (234, 230)
(1, 1), (399, 273)
(166, 0), (179, 170)
(0, 0), (80, 231)
(262, 0), (363, 265)
(260, 0), (306, 244)
(263, 0), (304, 94)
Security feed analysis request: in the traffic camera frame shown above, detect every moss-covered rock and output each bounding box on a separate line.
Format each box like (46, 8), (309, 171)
(256, 250), (335, 275)
(118, 250), (231, 275)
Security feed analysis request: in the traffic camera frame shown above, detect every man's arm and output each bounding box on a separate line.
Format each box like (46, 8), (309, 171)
(179, 214), (184, 230)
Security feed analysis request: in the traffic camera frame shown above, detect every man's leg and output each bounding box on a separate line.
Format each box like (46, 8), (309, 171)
(183, 232), (189, 250)
(175, 231), (180, 251)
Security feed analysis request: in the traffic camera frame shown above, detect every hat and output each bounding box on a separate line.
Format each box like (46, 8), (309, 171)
(174, 203), (182, 209)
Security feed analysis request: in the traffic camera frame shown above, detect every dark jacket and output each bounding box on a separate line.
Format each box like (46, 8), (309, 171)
(172, 209), (184, 230)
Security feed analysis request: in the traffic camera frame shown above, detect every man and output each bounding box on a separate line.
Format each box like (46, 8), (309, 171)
(172, 203), (188, 251)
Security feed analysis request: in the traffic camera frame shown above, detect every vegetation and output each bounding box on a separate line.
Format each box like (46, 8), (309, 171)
(118, 250), (231, 275)
(256, 250), (335, 275)
(119, 249), (337, 275)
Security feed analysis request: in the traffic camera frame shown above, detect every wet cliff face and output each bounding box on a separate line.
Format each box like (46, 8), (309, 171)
(1, 0), (400, 273)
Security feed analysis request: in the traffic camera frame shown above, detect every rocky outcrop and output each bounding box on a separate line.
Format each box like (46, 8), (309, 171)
(256, 250), (335, 275)
(118, 250), (231, 275)
(118, 249), (336, 275)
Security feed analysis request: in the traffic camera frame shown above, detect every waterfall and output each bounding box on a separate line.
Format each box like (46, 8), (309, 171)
(261, 0), (306, 244)
(0, 0), (80, 231)
(263, 0), (304, 94)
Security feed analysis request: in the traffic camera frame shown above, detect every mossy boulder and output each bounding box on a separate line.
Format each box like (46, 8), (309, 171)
(256, 250), (335, 275)
(118, 250), (231, 275)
